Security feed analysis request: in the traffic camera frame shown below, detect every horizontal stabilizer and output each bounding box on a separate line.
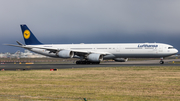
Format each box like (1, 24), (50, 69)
(5, 44), (24, 48)
(16, 41), (24, 45)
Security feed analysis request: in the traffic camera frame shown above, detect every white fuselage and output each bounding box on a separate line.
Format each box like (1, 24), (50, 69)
(27, 43), (178, 59)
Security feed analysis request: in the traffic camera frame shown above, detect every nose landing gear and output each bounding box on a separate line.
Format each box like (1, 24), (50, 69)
(159, 57), (164, 64)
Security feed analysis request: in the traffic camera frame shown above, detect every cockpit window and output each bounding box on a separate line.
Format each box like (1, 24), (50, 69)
(168, 47), (174, 49)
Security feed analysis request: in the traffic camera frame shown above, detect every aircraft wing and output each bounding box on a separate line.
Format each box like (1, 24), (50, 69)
(28, 46), (110, 55)
(72, 50), (110, 55)
(5, 44), (110, 56)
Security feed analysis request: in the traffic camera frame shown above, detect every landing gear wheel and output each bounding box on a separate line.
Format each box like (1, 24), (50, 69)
(92, 62), (100, 64)
(76, 61), (79, 64)
(159, 61), (164, 64)
(86, 61), (90, 64)
(76, 61), (100, 65)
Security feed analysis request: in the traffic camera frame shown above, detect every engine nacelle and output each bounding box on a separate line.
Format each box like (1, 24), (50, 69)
(57, 50), (74, 58)
(114, 58), (128, 62)
(87, 54), (103, 62)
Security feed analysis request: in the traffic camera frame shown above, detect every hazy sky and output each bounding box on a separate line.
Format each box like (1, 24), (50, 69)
(1, 0), (180, 53)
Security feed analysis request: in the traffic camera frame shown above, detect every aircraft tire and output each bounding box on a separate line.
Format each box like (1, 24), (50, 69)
(159, 61), (164, 64)
(92, 62), (100, 64)
(76, 61), (100, 65)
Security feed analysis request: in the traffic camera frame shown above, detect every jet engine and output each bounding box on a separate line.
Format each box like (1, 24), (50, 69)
(57, 50), (74, 58)
(87, 54), (103, 62)
(114, 58), (128, 62)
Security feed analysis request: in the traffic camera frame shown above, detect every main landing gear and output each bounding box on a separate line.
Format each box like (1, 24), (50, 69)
(76, 61), (100, 64)
(159, 57), (164, 64)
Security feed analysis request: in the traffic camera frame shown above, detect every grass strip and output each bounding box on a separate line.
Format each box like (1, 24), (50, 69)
(0, 66), (180, 101)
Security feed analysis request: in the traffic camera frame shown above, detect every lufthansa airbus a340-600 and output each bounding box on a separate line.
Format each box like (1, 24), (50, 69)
(7, 25), (178, 64)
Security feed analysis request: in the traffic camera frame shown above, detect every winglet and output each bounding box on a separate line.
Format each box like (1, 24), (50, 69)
(20, 24), (42, 45)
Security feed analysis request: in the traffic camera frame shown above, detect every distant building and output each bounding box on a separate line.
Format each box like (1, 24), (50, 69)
(0, 50), (47, 58)
(0, 53), (7, 58)
(20, 50), (47, 58)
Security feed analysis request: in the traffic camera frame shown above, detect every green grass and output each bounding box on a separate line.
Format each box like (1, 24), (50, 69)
(0, 66), (180, 101)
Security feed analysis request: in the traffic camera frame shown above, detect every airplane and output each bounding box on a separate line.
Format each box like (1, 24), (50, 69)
(6, 24), (178, 64)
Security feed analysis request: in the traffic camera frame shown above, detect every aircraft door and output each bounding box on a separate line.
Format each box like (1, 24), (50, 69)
(153, 46), (158, 54)
(116, 46), (121, 52)
(158, 45), (163, 53)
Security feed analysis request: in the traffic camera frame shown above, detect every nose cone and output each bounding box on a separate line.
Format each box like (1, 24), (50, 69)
(175, 49), (178, 54)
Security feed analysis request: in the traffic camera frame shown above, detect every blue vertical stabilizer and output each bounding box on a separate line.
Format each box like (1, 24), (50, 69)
(20, 24), (42, 45)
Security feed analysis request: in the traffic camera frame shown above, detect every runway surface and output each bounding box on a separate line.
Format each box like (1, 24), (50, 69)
(0, 59), (180, 70)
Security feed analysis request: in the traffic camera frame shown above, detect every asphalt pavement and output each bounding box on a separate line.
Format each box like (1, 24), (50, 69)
(0, 59), (179, 70)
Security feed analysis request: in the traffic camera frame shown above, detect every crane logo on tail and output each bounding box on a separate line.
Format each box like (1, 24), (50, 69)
(24, 30), (30, 39)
